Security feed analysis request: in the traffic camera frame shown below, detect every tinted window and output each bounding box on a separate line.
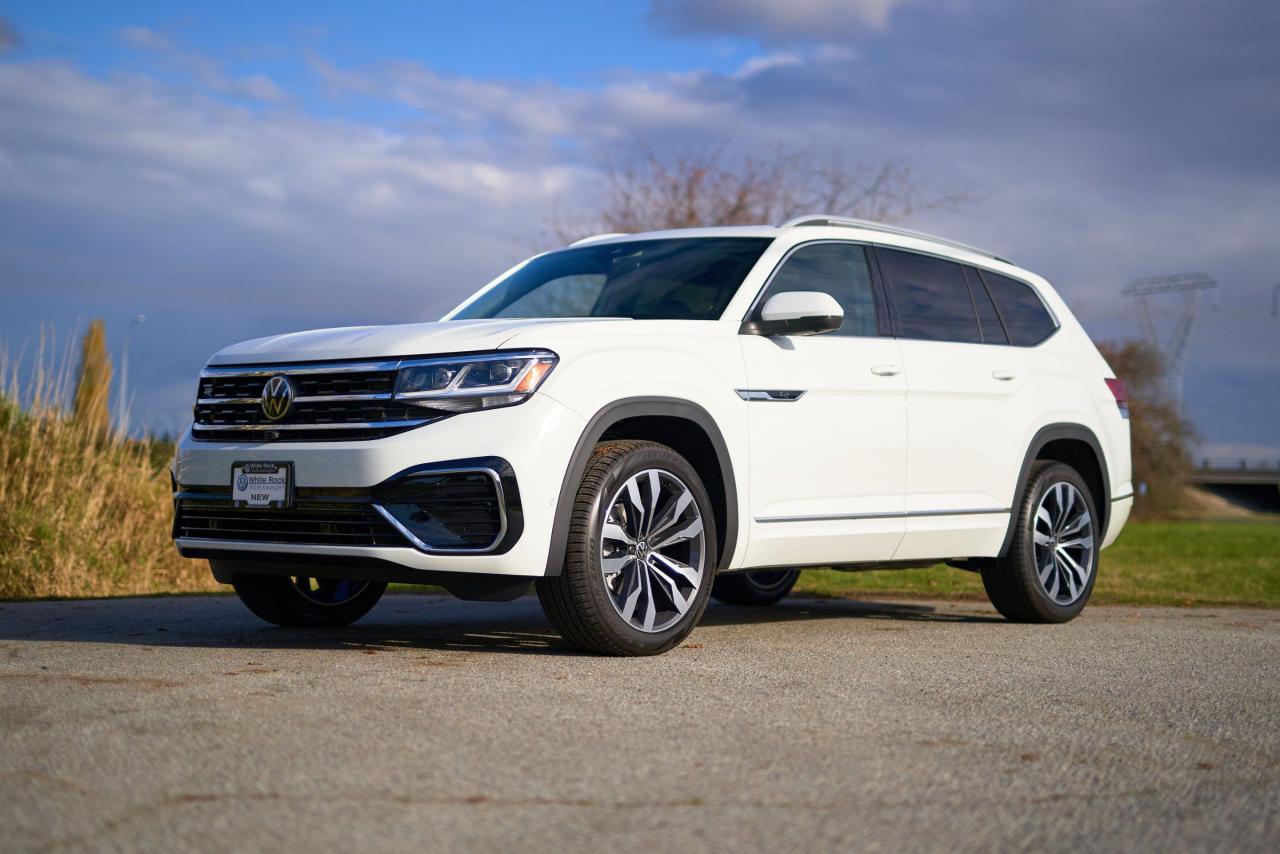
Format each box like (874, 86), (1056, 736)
(494, 275), (604, 318)
(454, 238), (772, 321)
(879, 248), (981, 343)
(980, 270), (1056, 346)
(965, 268), (1009, 345)
(752, 242), (878, 337)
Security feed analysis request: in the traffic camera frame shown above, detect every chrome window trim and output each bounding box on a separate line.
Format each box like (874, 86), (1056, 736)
(371, 467), (508, 554)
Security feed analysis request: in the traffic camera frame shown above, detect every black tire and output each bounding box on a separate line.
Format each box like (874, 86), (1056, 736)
(231, 574), (387, 628)
(982, 461), (1100, 623)
(711, 569), (799, 606)
(536, 440), (719, 656)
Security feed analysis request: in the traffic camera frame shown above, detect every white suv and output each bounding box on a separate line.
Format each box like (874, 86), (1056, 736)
(173, 215), (1132, 655)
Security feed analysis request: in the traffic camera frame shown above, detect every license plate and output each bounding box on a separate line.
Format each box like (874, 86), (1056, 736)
(232, 462), (292, 508)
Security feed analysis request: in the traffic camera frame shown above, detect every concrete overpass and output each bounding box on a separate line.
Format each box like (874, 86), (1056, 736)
(1188, 460), (1280, 513)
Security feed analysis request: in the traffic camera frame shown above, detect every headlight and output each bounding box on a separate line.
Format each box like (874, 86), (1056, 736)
(393, 350), (558, 413)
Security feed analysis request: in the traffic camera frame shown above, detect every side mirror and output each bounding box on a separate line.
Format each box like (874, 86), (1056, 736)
(742, 291), (844, 337)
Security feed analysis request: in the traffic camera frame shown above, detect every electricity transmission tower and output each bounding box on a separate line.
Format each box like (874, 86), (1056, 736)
(1122, 272), (1218, 405)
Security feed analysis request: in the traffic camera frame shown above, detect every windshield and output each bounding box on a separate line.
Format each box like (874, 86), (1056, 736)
(452, 238), (773, 321)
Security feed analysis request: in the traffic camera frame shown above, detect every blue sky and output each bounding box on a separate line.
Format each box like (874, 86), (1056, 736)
(0, 0), (1277, 456)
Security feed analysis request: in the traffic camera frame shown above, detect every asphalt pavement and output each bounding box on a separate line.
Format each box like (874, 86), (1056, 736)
(2, 592), (1278, 852)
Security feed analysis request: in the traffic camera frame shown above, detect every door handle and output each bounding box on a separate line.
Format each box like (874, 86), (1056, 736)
(870, 364), (900, 376)
(992, 369), (1017, 381)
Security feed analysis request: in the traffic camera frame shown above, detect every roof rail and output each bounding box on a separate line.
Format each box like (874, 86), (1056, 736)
(569, 232), (629, 247)
(780, 215), (1012, 264)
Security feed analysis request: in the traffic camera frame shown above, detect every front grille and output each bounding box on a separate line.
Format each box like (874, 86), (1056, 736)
(192, 362), (438, 442)
(174, 461), (518, 554)
(175, 495), (407, 547)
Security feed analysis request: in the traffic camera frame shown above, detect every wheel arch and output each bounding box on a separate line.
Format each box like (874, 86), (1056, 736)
(998, 423), (1110, 557)
(543, 397), (738, 575)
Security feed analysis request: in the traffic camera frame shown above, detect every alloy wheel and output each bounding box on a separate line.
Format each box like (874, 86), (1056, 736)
(599, 468), (707, 633)
(1032, 482), (1095, 605)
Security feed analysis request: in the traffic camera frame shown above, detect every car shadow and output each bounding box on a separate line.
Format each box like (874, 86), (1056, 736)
(0, 594), (1002, 657)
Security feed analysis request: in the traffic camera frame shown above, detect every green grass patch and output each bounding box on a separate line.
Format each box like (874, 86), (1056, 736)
(793, 520), (1280, 608)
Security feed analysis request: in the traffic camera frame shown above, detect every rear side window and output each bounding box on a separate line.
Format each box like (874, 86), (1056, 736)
(753, 242), (878, 337)
(980, 271), (1057, 346)
(878, 248), (981, 343)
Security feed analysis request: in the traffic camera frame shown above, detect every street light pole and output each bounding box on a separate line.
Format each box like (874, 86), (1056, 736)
(116, 314), (146, 437)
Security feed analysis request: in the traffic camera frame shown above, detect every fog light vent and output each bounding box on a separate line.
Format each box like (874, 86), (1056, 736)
(375, 470), (505, 552)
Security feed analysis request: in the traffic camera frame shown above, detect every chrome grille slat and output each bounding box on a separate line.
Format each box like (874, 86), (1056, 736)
(200, 360), (402, 377)
(193, 362), (432, 443)
(192, 419), (430, 432)
(174, 498), (407, 547)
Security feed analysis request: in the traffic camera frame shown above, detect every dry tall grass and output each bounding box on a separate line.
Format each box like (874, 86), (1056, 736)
(0, 334), (216, 599)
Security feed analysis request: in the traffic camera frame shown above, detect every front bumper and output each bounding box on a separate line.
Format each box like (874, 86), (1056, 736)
(172, 394), (586, 579)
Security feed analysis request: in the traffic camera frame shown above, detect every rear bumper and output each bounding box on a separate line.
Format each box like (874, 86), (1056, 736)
(172, 394), (586, 579)
(1101, 491), (1133, 550)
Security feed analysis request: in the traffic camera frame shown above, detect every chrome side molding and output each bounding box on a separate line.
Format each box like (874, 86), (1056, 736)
(755, 507), (1010, 523)
(736, 389), (806, 402)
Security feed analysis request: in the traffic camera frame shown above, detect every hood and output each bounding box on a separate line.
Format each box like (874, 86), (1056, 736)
(206, 318), (624, 365)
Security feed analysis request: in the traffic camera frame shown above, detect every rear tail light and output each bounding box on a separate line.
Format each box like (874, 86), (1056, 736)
(1105, 378), (1129, 418)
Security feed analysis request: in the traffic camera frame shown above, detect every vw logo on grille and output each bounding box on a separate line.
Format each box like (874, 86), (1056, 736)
(260, 374), (295, 421)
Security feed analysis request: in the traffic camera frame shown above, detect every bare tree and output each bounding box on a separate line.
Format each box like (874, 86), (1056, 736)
(556, 144), (967, 242)
(1096, 339), (1197, 517)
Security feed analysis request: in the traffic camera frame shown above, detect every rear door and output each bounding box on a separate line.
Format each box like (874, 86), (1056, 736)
(875, 247), (1046, 560)
(739, 241), (907, 568)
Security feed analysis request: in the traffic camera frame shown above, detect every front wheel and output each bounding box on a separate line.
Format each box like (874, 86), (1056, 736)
(231, 574), (387, 627)
(536, 440), (718, 656)
(711, 569), (799, 606)
(982, 461), (1099, 623)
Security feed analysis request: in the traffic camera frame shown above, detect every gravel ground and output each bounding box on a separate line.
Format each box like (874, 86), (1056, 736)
(1, 593), (1278, 852)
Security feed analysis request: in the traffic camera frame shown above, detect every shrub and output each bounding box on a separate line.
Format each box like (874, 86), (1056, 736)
(0, 329), (215, 599)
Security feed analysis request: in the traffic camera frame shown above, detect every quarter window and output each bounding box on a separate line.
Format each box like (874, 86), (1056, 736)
(980, 271), (1056, 346)
(752, 242), (878, 337)
(879, 248), (981, 343)
(965, 268), (1009, 345)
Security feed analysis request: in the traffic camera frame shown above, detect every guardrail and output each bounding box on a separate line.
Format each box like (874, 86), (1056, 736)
(1198, 459), (1280, 471)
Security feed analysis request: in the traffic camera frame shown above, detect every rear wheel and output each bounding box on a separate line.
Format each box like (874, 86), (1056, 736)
(982, 461), (1098, 623)
(536, 440), (717, 656)
(711, 569), (799, 606)
(231, 574), (387, 627)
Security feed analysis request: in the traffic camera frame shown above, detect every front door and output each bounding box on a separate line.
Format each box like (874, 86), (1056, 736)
(738, 241), (908, 569)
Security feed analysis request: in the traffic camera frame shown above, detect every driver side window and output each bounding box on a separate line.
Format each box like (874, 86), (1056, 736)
(752, 242), (878, 337)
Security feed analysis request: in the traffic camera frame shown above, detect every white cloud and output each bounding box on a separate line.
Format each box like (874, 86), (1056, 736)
(730, 44), (857, 80)
(731, 52), (803, 80)
(650, 0), (911, 40)
(120, 26), (286, 103)
(1, 5), (1277, 445)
